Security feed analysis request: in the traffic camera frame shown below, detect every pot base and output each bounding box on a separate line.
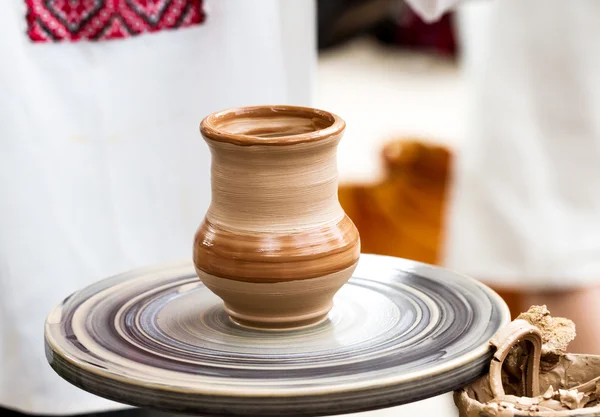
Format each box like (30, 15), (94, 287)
(227, 308), (330, 331)
(195, 263), (358, 330)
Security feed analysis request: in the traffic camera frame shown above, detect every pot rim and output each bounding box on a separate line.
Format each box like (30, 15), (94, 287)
(200, 105), (346, 146)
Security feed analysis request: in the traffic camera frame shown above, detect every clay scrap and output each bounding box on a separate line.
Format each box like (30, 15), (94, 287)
(455, 305), (600, 416)
(516, 305), (576, 357)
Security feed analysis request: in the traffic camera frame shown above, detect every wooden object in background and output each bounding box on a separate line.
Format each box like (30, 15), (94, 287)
(339, 138), (522, 319)
(339, 139), (451, 265)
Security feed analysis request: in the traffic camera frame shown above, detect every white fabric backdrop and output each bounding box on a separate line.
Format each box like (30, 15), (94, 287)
(0, 0), (315, 413)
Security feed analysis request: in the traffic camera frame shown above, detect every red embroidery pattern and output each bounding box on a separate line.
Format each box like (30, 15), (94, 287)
(26, 0), (206, 42)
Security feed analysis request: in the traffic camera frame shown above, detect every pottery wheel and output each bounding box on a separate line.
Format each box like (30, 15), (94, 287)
(45, 254), (509, 416)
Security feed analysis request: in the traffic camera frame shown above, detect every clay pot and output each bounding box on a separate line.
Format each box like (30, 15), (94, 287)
(455, 320), (600, 416)
(193, 105), (360, 330)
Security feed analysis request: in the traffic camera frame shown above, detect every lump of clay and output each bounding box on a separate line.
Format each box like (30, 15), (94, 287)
(455, 305), (600, 416)
(516, 305), (576, 357)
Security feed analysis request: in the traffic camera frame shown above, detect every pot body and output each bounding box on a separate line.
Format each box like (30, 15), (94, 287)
(194, 106), (360, 329)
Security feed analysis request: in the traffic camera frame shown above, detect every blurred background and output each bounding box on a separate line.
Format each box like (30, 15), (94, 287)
(318, 1), (458, 277)
(318, 0), (527, 324)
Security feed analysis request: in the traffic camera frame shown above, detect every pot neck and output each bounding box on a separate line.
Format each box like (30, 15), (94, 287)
(205, 137), (344, 233)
